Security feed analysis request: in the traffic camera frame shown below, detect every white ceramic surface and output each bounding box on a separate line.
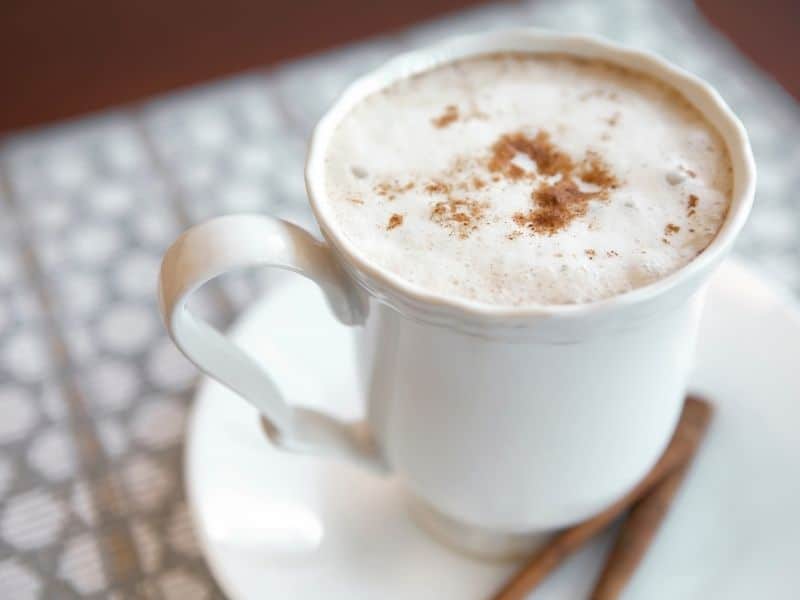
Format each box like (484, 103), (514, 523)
(186, 260), (800, 599)
(160, 31), (756, 550)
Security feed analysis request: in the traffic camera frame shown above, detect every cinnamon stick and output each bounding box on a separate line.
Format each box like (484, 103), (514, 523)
(590, 459), (694, 599)
(491, 396), (712, 600)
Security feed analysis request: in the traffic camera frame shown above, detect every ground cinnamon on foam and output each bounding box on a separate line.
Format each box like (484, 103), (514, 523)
(431, 104), (459, 128)
(580, 152), (619, 188)
(425, 180), (451, 194)
(368, 129), (619, 239)
(687, 194), (698, 217)
(386, 213), (403, 230)
(430, 198), (487, 239)
(501, 131), (619, 236)
(489, 131), (574, 179)
(374, 179), (415, 200)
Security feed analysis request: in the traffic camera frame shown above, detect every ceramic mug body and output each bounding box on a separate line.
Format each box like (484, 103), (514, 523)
(355, 296), (701, 533)
(158, 29), (755, 556)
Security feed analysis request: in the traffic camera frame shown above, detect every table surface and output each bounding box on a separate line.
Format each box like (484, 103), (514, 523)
(0, 1), (798, 598)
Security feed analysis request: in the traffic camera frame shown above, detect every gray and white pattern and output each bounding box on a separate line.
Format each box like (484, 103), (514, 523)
(0, 1), (797, 597)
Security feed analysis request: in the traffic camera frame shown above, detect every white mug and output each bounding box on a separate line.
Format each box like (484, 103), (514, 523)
(158, 29), (755, 558)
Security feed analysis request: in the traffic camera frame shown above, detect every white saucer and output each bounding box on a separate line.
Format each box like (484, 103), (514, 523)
(186, 261), (800, 599)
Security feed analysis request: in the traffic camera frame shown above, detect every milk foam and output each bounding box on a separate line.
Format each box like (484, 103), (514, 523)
(323, 54), (733, 306)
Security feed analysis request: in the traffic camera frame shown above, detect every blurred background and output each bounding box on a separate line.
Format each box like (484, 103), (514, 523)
(0, 0), (798, 597)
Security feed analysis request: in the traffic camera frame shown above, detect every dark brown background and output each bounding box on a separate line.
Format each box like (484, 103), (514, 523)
(1, 0), (798, 134)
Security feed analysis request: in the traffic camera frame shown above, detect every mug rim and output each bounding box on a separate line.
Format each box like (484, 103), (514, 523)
(305, 28), (756, 324)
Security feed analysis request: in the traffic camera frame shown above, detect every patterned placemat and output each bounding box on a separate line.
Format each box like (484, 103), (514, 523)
(0, 1), (797, 598)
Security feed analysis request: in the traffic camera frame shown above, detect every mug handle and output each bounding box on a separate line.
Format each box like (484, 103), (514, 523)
(158, 214), (387, 474)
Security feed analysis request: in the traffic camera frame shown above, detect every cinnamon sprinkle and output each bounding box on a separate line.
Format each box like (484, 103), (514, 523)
(432, 104), (459, 128)
(489, 131), (573, 178)
(508, 164), (526, 180)
(513, 177), (607, 236)
(375, 180), (415, 200)
(487, 131), (618, 236)
(585, 249), (596, 259)
(579, 153), (619, 188)
(664, 223), (680, 236)
(431, 198), (486, 239)
(425, 180), (451, 194)
(387, 128), (622, 240)
(687, 194), (698, 217)
(386, 213), (404, 230)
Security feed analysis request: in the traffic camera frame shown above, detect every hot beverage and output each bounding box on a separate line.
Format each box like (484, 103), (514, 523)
(323, 54), (732, 305)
